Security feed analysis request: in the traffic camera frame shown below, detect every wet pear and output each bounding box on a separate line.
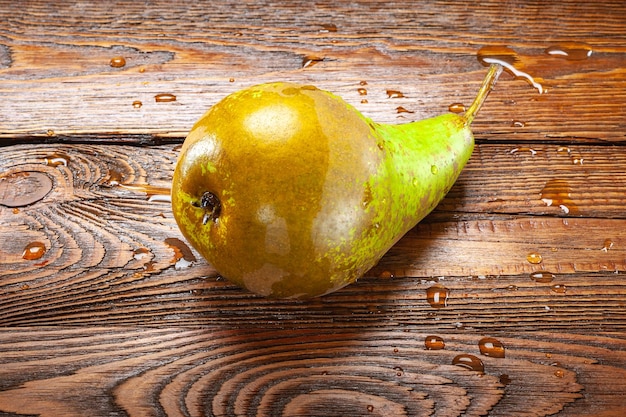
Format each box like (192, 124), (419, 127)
(172, 65), (502, 298)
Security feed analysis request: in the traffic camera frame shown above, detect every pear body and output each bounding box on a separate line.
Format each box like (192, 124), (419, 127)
(171, 82), (473, 298)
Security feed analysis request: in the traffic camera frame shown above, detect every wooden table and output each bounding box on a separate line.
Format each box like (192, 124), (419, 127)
(1, 1), (625, 415)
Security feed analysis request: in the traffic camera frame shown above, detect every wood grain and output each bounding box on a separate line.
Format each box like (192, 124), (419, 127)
(0, 327), (624, 417)
(1, 1), (626, 416)
(1, 0), (625, 142)
(2, 143), (626, 332)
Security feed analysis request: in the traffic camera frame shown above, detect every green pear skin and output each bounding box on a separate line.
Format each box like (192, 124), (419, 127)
(172, 83), (474, 299)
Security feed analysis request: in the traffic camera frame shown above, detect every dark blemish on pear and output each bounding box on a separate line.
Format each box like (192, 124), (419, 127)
(197, 191), (221, 224)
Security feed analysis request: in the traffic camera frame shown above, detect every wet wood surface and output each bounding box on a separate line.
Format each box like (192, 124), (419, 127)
(1, 1), (625, 416)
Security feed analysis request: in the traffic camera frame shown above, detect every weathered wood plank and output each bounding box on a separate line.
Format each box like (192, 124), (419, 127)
(1, 1), (626, 415)
(1, 0), (625, 142)
(0, 327), (623, 417)
(2, 143), (626, 330)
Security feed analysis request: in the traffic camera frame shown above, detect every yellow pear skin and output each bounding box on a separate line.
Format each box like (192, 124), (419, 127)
(172, 66), (501, 298)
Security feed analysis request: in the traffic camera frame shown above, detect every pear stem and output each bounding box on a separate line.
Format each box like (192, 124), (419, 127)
(463, 63), (503, 126)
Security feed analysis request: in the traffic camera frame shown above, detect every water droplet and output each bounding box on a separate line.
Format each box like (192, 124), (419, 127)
(44, 152), (70, 167)
(386, 90), (405, 98)
(601, 238), (614, 252)
(557, 146), (571, 154)
(426, 284), (449, 308)
(551, 284), (567, 294)
(379, 270), (394, 279)
(147, 194), (171, 203)
(478, 337), (505, 358)
(511, 120), (526, 127)
(545, 42), (592, 61)
(360, 99), (368, 104)
(430, 165), (439, 175)
(530, 271), (555, 283)
(452, 354), (484, 373)
(302, 55), (324, 68)
(367, 405), (374, 412)
(477, 45), (544, 94)
(110, 56), (126, 68)
(361, 184), (373, 208)
(143, 261), (156, 272)
(540, 179), (578, 215)
(506, 284), (518, 291)
(357, 88), (367, 95)
(367, 305), (382, 314)
(20, 283), (30, 290)
(12, 208), (19, 214)
(527, 252), (543, 264)
(133, 247), (150, 260)
(117, 183), (171, 200)
(22, 242), (46, 260)
(424, 335), (445, 350)
(282, 87), (299, 96)
(319, 23), (337, 33)
(554, 369), (565, 378)
(46, 129), (55, 137)
(510, 147), (536, 156)
(105, 169), (124, 186)
(477, 45), (518, 66)
(360, 80), (368, 86)
(499, 374), (512, 385)
(229, 77), (235, 82)
(164, 237), (197, 268)
(396, 106), (414, 114)
(139, 67), (146, 73)
(448, 103), (466, 113)
(155, 93), (176, 103)
(132, 100), (143, 108)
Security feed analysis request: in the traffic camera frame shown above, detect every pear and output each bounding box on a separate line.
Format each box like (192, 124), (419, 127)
(171, 64), (502, 298)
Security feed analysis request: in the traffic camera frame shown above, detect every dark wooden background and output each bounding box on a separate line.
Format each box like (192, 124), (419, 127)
(1, 1), (625, 416)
